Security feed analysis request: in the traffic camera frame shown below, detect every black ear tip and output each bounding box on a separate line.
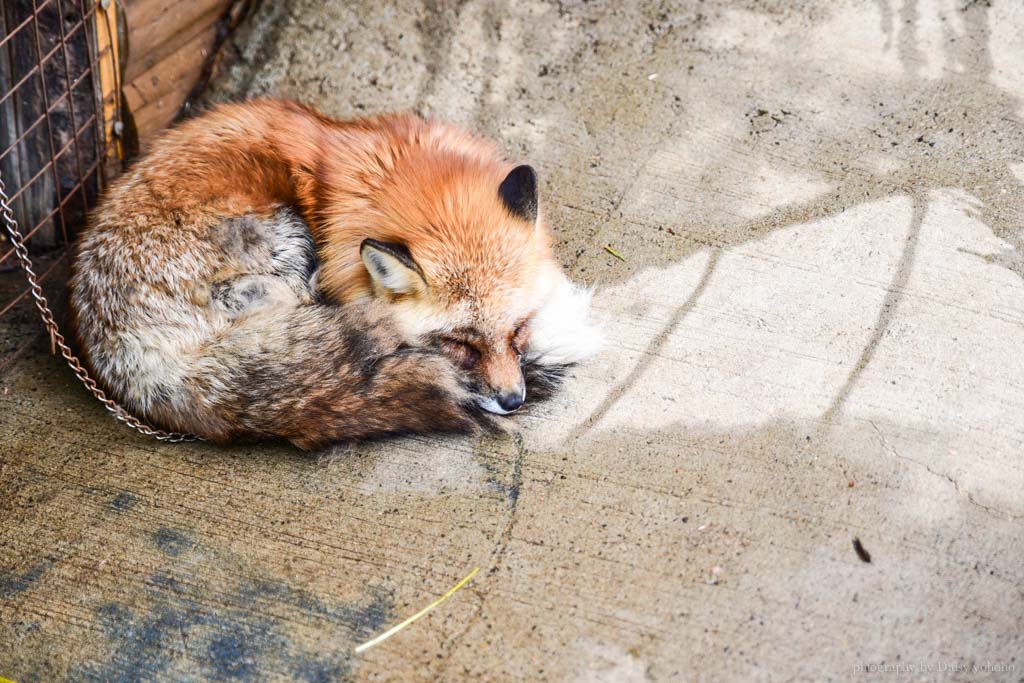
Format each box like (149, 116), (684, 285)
(499, 164), (539, 223)
(360, 238), (380, 253)
(510, 164), (536, 185)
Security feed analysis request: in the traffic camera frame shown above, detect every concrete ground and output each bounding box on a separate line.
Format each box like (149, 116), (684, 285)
(2, 0), (1024, 680)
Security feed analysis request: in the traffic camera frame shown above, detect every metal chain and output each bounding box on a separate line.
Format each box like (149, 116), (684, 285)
(0, 173), (203, 443)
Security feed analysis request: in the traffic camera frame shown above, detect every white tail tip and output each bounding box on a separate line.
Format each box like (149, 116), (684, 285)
(527, 278), (603, 366)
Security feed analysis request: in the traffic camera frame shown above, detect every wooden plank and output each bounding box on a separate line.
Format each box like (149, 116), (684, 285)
(123, 22), (217, 110)
(129, 72), (201, 139)
(121, 0), (229, 83)
(123, 23), (217, 140)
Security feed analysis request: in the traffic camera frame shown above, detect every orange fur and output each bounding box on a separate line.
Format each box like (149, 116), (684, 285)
(128, 101), (554, 302)
(71, 99), (599, 444)
(106, 100), (568, 409)
(132, 100), (562, 403)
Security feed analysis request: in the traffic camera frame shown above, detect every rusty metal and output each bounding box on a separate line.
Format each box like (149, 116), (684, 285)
(0, 0), (202, 442)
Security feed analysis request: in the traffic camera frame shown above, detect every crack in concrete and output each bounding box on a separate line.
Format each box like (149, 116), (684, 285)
(869, 420), (1021, 520)
(434, 432), (526, 676)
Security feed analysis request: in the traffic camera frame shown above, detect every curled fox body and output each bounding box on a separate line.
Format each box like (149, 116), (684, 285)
(70, 100), (600, 448)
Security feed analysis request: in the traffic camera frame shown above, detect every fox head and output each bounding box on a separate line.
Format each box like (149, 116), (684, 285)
(308, 114), (585, 413)
(357, 165), (563, 414)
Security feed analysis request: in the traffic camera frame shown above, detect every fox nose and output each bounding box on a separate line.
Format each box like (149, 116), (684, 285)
(497, 391), (524, 413)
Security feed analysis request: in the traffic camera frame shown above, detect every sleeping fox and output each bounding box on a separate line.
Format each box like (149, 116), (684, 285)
(70, 100), (600, 449)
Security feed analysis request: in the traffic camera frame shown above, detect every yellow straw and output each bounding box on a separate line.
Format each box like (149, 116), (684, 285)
(354, 566), (480, 654)
(604, 245), (626, 261)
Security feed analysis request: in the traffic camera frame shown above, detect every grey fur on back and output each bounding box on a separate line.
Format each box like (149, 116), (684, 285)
(72, 207), (317, 415)
(70, 206), (479, 447)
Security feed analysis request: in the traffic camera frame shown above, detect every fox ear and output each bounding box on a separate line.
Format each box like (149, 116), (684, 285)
(499, 165), (538, 224)
(360, 239), (427, 297)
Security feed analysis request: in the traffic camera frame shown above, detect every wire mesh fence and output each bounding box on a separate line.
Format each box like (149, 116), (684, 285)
(0, 0), (118, 374)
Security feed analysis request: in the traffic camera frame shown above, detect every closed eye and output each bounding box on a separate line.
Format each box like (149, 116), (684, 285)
(442, 338), (481, 370)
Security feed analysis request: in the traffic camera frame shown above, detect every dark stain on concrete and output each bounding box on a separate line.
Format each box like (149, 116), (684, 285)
(73, 561), (393, 682)
(239, 577), (393, 643)
(0, 560), (51, 598)
(110, 492), (137, 512)
(152, 527), (192, 557)
(85, 603), (181, 682)
(206, 622), (272, 680)
(146, 572), (186, 593)
(290, 658), (349, 683)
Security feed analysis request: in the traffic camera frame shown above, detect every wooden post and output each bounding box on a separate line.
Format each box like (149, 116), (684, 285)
(95, 0), (122, 164)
